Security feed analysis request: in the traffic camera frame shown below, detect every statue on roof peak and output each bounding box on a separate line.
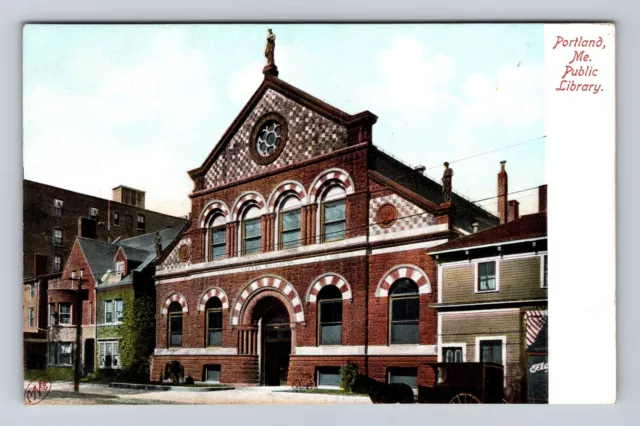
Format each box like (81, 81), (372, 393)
(263, 29), (279, 77)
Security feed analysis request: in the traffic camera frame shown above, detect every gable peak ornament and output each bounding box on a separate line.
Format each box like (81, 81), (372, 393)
(263, 29), (279, 77)
(442, 161), (453, 203)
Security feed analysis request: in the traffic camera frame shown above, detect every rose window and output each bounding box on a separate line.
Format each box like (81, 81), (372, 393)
(256, 120), (282, 157)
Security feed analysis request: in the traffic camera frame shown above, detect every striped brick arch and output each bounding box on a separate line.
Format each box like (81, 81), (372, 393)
(231, 192), (266, 221)
(199, 200), (230, 228)
(306, 273), (352, 303)
(308, 168), (355, 203)
(231, 276), (304, 325)
(160, 293), (189, 315)
(197, 287), (230, 311)
(375, 265), (431, 298)
(524, 310), (548, 347)
(267, 181), (307, 212)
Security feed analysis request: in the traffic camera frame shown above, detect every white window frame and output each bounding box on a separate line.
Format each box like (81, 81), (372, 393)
(317, 185), (347, 244)
(116, 261), (125, 277)
(475, 335), (507, 387)
(104, 299), (114, 324)
(53, 255), (62, 273)
(474, 260), (500, 293)
(53, 229), (63, 247)
(58, 302), (72, 326)
(28, 308), (34, 328)
(29, 283), (35, 299)
(441, 342), (467, 362)
(205, 213), (227, 261)
(540, 253), (548, 288)
(238, 204), (262, 256)
(98, 340), (121, 369)
(115, 299), (123, 323)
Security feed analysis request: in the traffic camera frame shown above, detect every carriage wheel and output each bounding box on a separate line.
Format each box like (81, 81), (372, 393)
(449, 393), (481, 404)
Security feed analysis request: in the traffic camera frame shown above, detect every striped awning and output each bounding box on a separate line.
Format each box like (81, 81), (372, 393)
(525, 310), (548, 347)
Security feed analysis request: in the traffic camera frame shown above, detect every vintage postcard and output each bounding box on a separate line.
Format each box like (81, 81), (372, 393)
(22, 23), (615, 405)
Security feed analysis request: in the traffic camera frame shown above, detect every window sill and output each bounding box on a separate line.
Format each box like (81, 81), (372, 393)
(47, 364), (73, 368)
(475, 289), (499, 294)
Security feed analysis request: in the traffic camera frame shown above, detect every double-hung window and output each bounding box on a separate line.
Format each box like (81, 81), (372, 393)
(58, 303), (71, 325)
(241, 206), (261, 255)
(317, 286), (342, 345)
(205, 298), (222, 347)
(98, 341), (120, 369)
(115, 299), (123, 323)
(477, 261), (497, 292)
(49, 342), (72, 365)
(28, 308), (34, 328)
(53, 255), (62, 273)
(168, 303), (183, 347)
(389, 279), (420, 344)
(53, 229), (63, 247)
(29, 284), (35, 298)
(104, 300), (114, 323)
(443, 346), (464, 363)
(278, 196), (301, 249)
(480, 339), (503, 364)
(321, 196), (346, 242)
(208, 214), (226, 261)
(48, 303), (55, 326)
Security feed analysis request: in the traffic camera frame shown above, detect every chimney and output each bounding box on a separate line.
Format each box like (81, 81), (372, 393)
(497, 161), (508, 224)
(78, 217), (97, 239)
(508, 200), (520, 222)
(538, 184), (547, 213)
(414, 165), (426, 175)
(112, 185), (146, 209)
(472, 221), (479, 234)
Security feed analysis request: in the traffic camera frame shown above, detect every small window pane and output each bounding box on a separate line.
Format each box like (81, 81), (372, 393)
(320, 324), (342, 345)
(317, 367), (341, 386)
(392, 298), (419, 321)
(212, 227), (226, 245)
(281, 210), (301, 231)
(281, 230), (300, 248)
(320, 301), (342, 323)
(208, 331), (222, 346)
(244, 219), (260, 238)
(324, 200), (345, 222)
(212, 244), (226, 259)
(170, 333), (182, 347)
(205, 365), (221, 383)
(389, 368), (417, 389)
(391, 323), (418, 344)
(208, 310), (222, 329)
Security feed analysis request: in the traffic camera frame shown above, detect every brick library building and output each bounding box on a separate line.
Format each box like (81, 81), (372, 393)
(150, 54), (499, 388)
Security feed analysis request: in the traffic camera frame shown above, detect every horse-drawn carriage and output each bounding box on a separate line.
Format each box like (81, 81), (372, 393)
(355, 362), (504, 404)
(418, 362), (504, 404)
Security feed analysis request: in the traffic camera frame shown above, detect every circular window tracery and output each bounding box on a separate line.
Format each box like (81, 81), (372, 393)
(256, 120), (282, 157)
(250, 113), (288, 165)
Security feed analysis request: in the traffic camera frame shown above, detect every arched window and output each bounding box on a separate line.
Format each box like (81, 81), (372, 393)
(205, 297), (223, 347)
(317, 285), (342, 345)
(167, 302), (183, 348)
(320, 186), (346, 243)
(241, 205), (262, 255)
(206, 213), (226, 261)
(389, 278), (419, 344)
(278, 195), (301, 250)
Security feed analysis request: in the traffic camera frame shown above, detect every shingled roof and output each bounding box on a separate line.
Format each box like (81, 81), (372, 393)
(427, 211), (547, 254)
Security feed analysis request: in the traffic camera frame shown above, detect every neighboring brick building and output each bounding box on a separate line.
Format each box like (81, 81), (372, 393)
(150, 59), (498, 388)
(23, 180), (187, 280)
(45, 226), (184, 378)
(427, 169), (548, 403)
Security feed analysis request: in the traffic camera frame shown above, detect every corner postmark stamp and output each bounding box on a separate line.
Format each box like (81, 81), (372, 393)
(24, 374), (52, 405)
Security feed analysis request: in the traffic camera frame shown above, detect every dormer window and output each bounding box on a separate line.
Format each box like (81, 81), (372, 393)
(116, 261), (125, 277)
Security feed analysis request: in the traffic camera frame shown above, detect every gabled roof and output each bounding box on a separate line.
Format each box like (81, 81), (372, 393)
(188, 75), (377, 180)
(76, 226), (185, 284)
(76, 237), (120, 280)
(370, 146), (499, 228)
(428, 212), (547, 254)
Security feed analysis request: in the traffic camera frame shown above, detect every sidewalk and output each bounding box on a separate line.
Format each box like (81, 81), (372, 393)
(24, 382), (372, 405)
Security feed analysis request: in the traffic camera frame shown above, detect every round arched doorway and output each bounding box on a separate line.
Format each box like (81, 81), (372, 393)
(251, 296), (292, 386)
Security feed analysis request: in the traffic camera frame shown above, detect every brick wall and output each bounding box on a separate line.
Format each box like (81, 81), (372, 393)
(23, 179), (186, 279)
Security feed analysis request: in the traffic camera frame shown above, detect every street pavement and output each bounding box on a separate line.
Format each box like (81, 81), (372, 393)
(24, 382), (372, 405)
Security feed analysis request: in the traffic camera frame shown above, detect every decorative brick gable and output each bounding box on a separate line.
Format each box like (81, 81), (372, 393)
(204, 89), (348, 189)
(369, 193), (436, 237)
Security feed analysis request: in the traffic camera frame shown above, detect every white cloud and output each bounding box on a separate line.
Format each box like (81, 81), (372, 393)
(461, 64), (544, 127)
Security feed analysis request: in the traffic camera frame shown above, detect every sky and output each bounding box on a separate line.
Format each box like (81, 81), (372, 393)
(23, 24), (545, 217)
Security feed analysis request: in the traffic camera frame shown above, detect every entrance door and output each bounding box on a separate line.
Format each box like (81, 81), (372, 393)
(253, 298), (292, 386)
(263, 325), (291, 385)
(84, 339), (95, 374)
